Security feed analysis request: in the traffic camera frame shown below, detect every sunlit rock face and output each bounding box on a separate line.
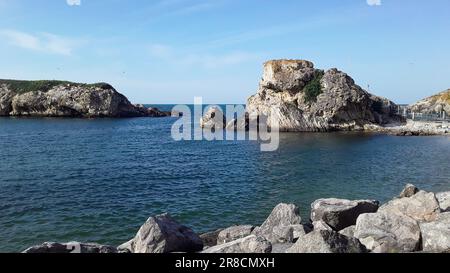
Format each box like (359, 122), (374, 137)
(246, 59), (402, 132)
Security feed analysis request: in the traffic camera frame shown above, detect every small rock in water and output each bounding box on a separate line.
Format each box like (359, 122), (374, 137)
(398, 184), (419, 198)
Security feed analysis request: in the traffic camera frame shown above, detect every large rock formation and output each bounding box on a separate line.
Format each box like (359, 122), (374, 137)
(0, 79), (169, 118)
(246, 60), (402, 132)
(409, 89), (450, 115)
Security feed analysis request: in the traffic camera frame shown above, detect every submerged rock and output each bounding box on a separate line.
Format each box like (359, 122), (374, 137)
(354, 211), (421, 253)
(420, 213), (450, 252)
(379, 191), (441, 222)
(118, 213), (203, 253)
(310, 198), (379, 231)
(246, 60), (402, 132)
(217, 225), (255, 244)
(253, 203), (302, 243)
(201, 235), (271, 254)
(286, 230), (367, 253)
(23, 242), (117, 253)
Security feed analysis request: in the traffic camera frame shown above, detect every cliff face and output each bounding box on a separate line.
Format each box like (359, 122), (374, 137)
(0, 80), (167, 118)
(246, 60), (402, 132)
(409, 89), (450, 115)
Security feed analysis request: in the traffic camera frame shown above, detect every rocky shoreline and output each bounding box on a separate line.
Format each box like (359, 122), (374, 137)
(23, 184), (450, 253)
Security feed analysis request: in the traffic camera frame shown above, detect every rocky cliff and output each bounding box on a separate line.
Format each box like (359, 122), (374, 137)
(409, 89), (450, 115)
(0, 79), (168, 118)
(246, 60), (402, 132)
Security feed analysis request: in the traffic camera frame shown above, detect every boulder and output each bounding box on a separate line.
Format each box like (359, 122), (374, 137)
(200, 106), (226, 129)
(217, 225), (255, 244)
(310, 198), (379, 231)
(271, 243), (295, 253)
(199, 229), (224, 247)
(201, 235), (271, 254)
(354, 211), (421, 253)
(286, 230), (367, 253)
(420, 212), (450, 252)
(436, 192), (450, 212)
(399, 184), (419, 198)
(23, 242), (117, 253)
(120, 213), (203, 253)
(312, 220), (334, 232)
(339, 226), (356, 238)
(253, 203), (301, 243)
(379, 191), (441, 222)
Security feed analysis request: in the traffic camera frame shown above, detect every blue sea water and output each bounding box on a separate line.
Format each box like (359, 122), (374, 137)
(0, 107), (449, 252)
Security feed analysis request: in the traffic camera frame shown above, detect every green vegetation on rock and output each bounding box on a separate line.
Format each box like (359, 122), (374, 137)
(0, 79), (113, 94)
(303, 70), (324, 103)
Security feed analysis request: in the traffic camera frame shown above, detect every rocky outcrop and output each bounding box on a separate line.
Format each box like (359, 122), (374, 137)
(409, 89), (450, 115)
(201, 235), (272, 254)
(118, 213), (203, 253)
(22, 242), (117, 253)
(0, 79), (169, 118)
(252, 203), (302, 243)
(420, 213), (450, 252)
(310, 198), (379, 231)
(246, 60), (402, 132)
(286, 230), (367, 253)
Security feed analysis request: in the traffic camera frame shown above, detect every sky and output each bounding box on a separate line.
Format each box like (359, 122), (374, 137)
(0, 0), (449, 104)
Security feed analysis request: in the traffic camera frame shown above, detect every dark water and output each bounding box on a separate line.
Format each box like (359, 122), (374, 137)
(0, 112), (449, 252)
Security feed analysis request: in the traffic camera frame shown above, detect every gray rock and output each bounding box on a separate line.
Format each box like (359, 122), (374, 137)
(339, 226), (356, 238)
(354, 211), (421, 253)
(200, 106), (226, 129)
(199, 229), (224, 247)
(217, 225), (255, 244)
(436, 192), (450, 212)
(23, 242), (117, 253)
(271, 243), (294, 253)
(0, 80), (166, 118)
(121, 213), (203, 253)
(310, 198), (379, 231)
(286, 230), (367, 253)
(312, 220), (334, 232)
(246, 60), (402, 132)
(420, 212), (450, 252)
(201, 235), (272, 253)
(253, 203), (301, 243)
(379, 191), (441, 222)
(399, 184), (419, 198)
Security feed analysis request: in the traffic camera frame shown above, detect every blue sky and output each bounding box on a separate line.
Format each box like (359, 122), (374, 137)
(0, 0), (449, 104)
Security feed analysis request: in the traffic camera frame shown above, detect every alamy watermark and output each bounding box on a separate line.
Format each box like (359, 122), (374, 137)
(170, 97), (280, 152)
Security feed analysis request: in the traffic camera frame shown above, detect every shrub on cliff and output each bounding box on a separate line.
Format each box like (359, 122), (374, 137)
(303, 70), (324, 103)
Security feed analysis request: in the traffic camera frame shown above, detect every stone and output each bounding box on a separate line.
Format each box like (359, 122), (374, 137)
(121, 213), (203, 253)
(436, 192), (450, 212)
(339, 226), (356, 238)
(253, 203), (301, 243)
(399, 184), (419, 198)
(420, 212), (450, 252)
(246, 60), (402, 132)
(354, 211), (421, 253)
(200, 106), (226, 129)
(379, 191), (441, 222)
(286, 230), (367, 253)
(271, 243), (294, 253)
(217, 225), (255, 244)
(409, 89), (450, 115)
(22, 242), (117, 253)
(0, 80), (168, 118)
(312, 220), (334, 232)
(201, 235), (272, 254)
(199, 229), (224, 247)
(310, 198), (379, 231)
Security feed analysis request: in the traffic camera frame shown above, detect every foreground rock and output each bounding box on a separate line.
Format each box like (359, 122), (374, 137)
(0, 79), (169, 118)
(252, 203), (302, 243)
(286, 230), (367, 253)
(420, 213), (450, 252)
(378, 191), (441, 222)
(199, 229), (223, 247)
(311, 198), (379, 231)
(436, 192), (450, 212)
(118, 213), (203, 253)
(217, 225), (255, 244)
(246, 60), (402, 132)
(23, 242), (117, 253)
(202, 235), (271, 253)
(354, 211), (421, 253)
